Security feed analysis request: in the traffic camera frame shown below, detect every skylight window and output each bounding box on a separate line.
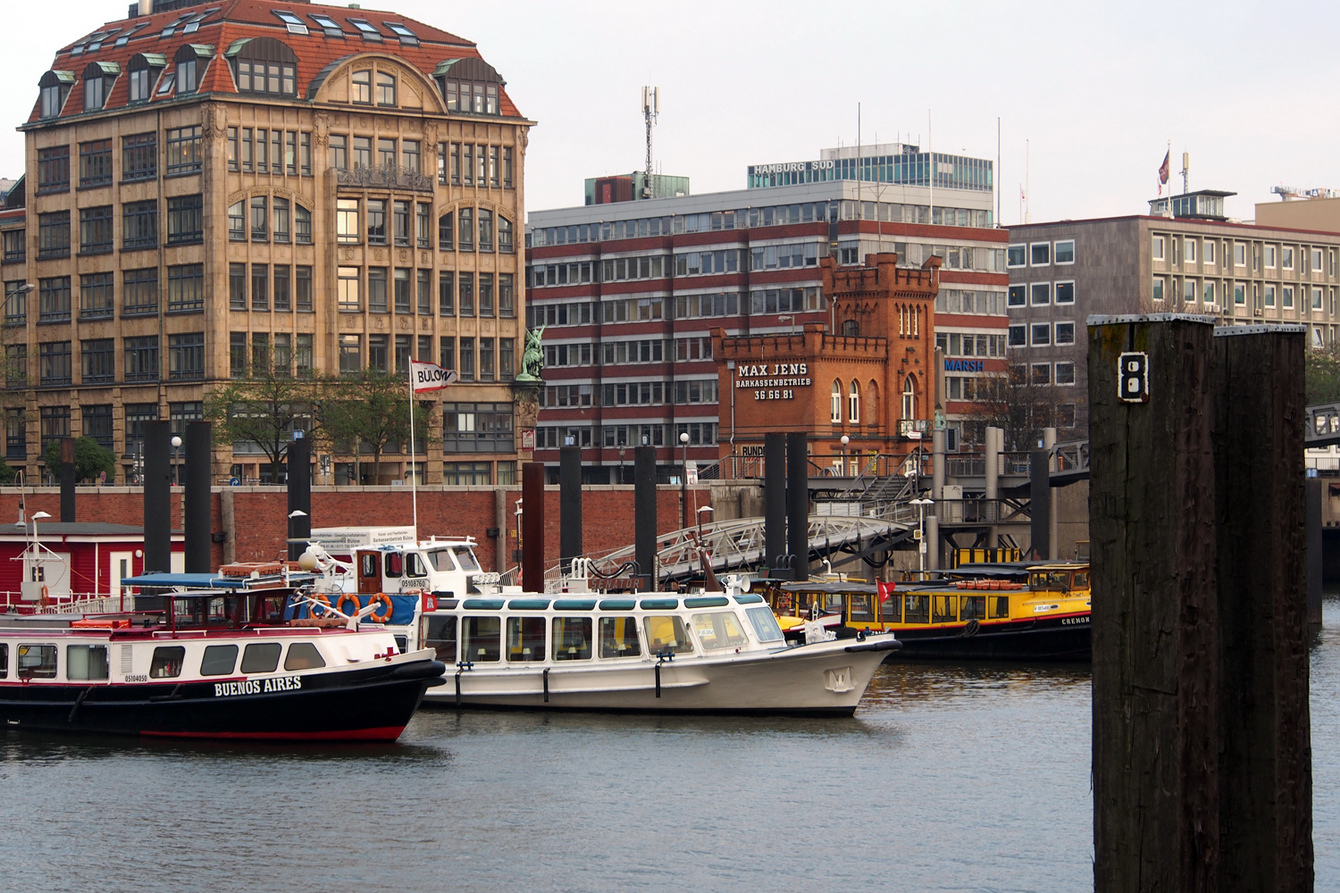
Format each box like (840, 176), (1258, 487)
(274, 11), (310, 35)
(161, 15), (192, 38)
(384, 22), (419, 45)
(349, 19), (383, 41)
(182, 9), (219, 35)
(115, 23), (150, 47)
(87, 29), (120, 52)
(309, 13), (345, 37)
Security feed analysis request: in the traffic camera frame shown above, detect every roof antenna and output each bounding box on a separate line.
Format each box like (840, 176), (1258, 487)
(641, 86), (658, 199)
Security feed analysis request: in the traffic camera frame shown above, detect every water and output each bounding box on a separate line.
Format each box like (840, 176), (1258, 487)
(1, 603), (1337, 893)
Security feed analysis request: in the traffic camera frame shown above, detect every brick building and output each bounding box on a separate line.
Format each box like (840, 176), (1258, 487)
(0, 0), (532, 486)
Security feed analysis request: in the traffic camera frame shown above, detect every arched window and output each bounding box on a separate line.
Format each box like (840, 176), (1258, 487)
(38, 70), (74, 119)
(434, 57), (503, 115)
(841, 319), (859, 337)
(849, 380), (860, 423)
(831, 380), (842, 423)
(902, 375), (917, 423)
(227, 37), (298, 97)
(82, 61), (120, 111)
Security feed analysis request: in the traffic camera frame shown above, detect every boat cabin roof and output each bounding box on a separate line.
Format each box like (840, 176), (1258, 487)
(122, 571), (318, 590)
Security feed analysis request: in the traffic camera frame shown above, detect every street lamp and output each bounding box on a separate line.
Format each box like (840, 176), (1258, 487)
(778, 314), (796, 334)
(170, 435), (182, 485)
(840, 434), (849, 476)
(29, 510), (50, 595)
(679, 431), (690, 530)
(696, 504), (713, 542)
(910, 498), (933, 576)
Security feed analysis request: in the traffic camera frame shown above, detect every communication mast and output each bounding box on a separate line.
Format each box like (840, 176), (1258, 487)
(642, 86), (658, 199)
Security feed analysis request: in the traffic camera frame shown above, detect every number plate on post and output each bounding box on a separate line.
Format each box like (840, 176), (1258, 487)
(1118, 352), (1149, 403)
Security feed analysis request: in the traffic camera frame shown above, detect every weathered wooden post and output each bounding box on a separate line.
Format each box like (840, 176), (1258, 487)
(1090, 315), (1220, 892)
(1213, 326), (1313, 892)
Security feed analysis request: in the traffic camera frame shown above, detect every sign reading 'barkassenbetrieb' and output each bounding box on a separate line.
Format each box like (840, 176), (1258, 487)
(735, 361), (812, 401)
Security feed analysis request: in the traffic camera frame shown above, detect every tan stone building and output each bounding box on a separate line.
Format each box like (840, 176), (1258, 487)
(0, 0), (532, 485)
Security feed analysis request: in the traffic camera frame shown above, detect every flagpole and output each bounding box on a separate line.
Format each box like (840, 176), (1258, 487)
(407, 365), (418, 541)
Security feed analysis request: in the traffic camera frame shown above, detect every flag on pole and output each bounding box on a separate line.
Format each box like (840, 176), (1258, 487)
(877, 580), (896, 603)
(409, 360), (457, 393)
(1158, 150), (1170, 195)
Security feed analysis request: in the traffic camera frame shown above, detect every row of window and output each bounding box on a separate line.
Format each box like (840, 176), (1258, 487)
(321, 333), (516, 387)
(0, 639), (328, 682)
(528, 198), (994, 248)
(226, 195), (314, 244)
(225, 264), (315, 314)
(5, 266), (206, 324)
(333, 201), (515, 253)
(10, 333), (205, 388)
(224, 127), (316, 177)
(1007, 240), (1076, 268)
(35, 195), (203, 259)
(11, 401), (203, 457)
(1153, 234), (1339, 279)
(1151, 277), (1339, 314)
(37, 128), (203, 195)
(328, 267), (515, 318)
(539, 379), (720, 410)
(536, 421), (720, 450)
(935, 332), (1007, 358)
(933, 288), (1009, 317)
(1008, 281), (1076, 307)
(38, 46), (206, 119)
(1007, 321), (1078, 348)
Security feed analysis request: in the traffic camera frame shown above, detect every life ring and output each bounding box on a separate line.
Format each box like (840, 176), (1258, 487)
(334, 593), (361, 617)
(39, 584), (49, 608)
(368, 592), (393, 623)
(308, 593), (331, 619)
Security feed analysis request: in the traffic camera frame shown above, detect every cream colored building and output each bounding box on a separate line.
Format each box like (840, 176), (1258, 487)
(1, 0), (532, 485)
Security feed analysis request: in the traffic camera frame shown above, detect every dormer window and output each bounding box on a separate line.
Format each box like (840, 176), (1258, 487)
(227, 37), (298, 97)
(173, 44), (213, 95)
(38, 70), (75, 119)
(434, 58), (504, 116)
(83, 62), (119, 111)
(127, 53), (166, 103)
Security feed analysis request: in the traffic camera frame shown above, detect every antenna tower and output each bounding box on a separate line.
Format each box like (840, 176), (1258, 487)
(642, 86), (658, 199)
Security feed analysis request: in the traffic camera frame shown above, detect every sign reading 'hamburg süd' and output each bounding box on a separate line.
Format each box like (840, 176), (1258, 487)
(736, 361), (811, 401)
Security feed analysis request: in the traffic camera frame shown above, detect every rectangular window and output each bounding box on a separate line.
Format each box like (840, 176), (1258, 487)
(1152, 235), (1165, 261)
(459, 273), (474, 316)
(83, 404), (113, 449)
(273, 198), (290, 243)
(366, 199), (386, 245)
(165, 125), (203, 174)
(123, 268), (158, 315)
(229, 263), (247, 310)
(1054, 239), (1075, 264)
(39, 341), (73, 385)
(459, 338), (475, 381)
(250, 195), (268, 242)
(393, 200), (411, 247)
(353, 136), (372, 169)
(1030, 282), (1050, 306)
(79, 272), (114, 320)
(1152, 277), (1165, 302)
(1030, 242), (1050, 266)
(368, 335), (388, 372)
(122, 132), (157, 181)
(123, 200), (158, 250)
(337, 199), (359, 243)
(1055, 362), (1076, 386)
(274, 265), (291, 312)
(338, 267), (361, 312)
(1008, 324), (1026, 347)
(1235, 242), (1246, 267)
(368, 268), (388, 312)
(1183, 278), (1197, 303)
(417, 269), (432, 315)
(295, 266), (313, 312)
(78, 139), (113, 187)
(166, 265), (203, 312)
(500, 338), (514, 381)
(2, 230), (25, 264)
(1055, 322), (1076, 345)
(1031, 323), (1051, 346)
(499, 273), (515, 318)
(230, 332), (247, 377)
(37, 211), (71, 259)
(4, 280), (27, 325)
(1184, 239), (1197, 263)
(1205, 240), (1216, 265)
(124, 336), (159, 382)
(78, 206), (113, 255)
(166, 194), (204, 244)
(37, 146), (70, 193)
(417, 203), (432, 249)
(38, 277), (72, 323)
(251, 264), (269, 311)
(1054, 281), (1074, 304)
(1265, 284), (1276, 308)
(439, 271), (454, 315)
(1283, 285), (1294, 309)
(459, 208), (474, 251)
(1007, 285), (1025, 307)
(168, 333), (204, 380)
(329, 133), (347, 170)
(1204, 280), (1216, 305)
(394, 268), (411, 313)
(479, 274), (494, 317)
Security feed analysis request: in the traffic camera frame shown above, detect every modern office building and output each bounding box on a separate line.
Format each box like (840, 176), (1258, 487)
(0, 0), (531, 485)
(1008, 189), (1340, 438)
(525, 142), (1009, 482)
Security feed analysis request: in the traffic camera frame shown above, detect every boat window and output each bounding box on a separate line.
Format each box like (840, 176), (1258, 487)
(903, 595), (930, 624)
(405, 552), (429, 577)
(425, 615), (457, 663)
(285, 642), (327, 670)
(385, 551), (403, 578)
(643, 615), (693, 655)
(0, 643), (7, 678)
(453, 547), (481, 573)
(879, 594), (901, 622)
(961, 595), (986, 621)
(16, 644), (57, 679)
(150, 645), (186, 678)
(507, 616), (546, 661)
(361, 553), (377, 577)
(427, 549), (457, 572)
(932, 595), (956, 623)
(849, 593), (875, 623)
(822, 593), (845, 615)
(66, 644), (109, 681)
(200, 644), (239, 676)
(1072, 571), (1089, 589)
(771, 588), (795, 616)
(598, 616), (641, 658)
(240, 642), (282, 673)
(462, 616), (501, 662)
(552, 617), (592, 660)
(691, 611), (749, 650)
(990, 596), (1010, 619)
(745, 606), (785, 643)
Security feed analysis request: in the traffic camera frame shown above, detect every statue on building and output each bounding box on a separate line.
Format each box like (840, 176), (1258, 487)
(517, 326), (546, 381)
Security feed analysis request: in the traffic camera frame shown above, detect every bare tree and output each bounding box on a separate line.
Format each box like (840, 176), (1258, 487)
(962, 365), (1074, 451)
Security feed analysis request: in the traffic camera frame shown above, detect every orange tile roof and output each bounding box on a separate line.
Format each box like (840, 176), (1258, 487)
(27, 0), (524, 125)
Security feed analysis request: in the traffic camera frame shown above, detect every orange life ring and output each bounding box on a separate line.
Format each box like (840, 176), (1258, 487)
(39, 584), (49, 608)
(335, 593), (361, 617)
(308, 593), (331, 618)
(368, 592), (393, 623)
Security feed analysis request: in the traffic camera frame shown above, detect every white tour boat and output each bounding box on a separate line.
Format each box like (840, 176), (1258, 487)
(294, 539), (900, 716)
(0, 565), (446, 741)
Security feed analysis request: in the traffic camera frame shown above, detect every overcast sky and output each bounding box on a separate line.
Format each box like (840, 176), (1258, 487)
(2, 1), (1337, 225)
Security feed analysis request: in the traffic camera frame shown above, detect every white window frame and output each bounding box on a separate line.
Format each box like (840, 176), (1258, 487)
(1054, 321), (1076, 345)
(1282, 246), (1294, 271)
(1235, 242), (1246, 267)
(1283, 285), (1294, 309)
(1008, 324), (1026, 347)
(1054, 239), (1075, 265)
(1265, 245), (1277, 269)
(1184, 238), (1197, 264)
(830, 380), (841, 423)
(1152, 235), (1165, 261)
(1183, 278), (1197, 303)
(1054, 281), (1075, 305)
(1029, 242), (1050, 267)
(1030, 322), (1051, 346)
(1055, 361), (1076, 386)
(1203, 280), (1215, 305)
(1205, 240), (1216, 266)
(1006, 244), (1027, 268)
(1152, 276), (1166, 301)
(1030, 282), (1050, 306)
(848, 381), (859, 423)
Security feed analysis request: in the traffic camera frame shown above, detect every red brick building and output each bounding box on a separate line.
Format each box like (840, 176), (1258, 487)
(712, 253), (940, 473)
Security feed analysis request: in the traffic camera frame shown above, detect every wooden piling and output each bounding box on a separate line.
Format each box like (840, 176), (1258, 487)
(1214, 326), (1313, 892)
(1090, 315), (1219, 892)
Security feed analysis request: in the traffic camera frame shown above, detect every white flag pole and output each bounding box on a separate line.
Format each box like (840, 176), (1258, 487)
(408, 365), (418, 541)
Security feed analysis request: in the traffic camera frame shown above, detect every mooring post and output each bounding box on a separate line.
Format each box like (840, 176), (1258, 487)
(1213, 326), (1313, 892)
(1089, 315), (1220, 892)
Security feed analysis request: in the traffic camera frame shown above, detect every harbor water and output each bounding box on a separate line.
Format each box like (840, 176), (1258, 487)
(4, 600), (1339, 893)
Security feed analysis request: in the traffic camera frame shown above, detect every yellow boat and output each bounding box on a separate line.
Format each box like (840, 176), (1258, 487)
(764, 563), (1091, 661)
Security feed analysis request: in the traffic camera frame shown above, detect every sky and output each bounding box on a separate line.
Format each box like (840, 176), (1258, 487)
(1, 0), (1338, 225)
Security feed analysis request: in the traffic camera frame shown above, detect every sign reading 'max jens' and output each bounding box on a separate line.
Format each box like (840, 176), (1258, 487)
(736, 361), (812, 401)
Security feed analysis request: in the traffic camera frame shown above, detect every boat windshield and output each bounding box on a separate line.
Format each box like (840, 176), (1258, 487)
(453, 547), (481, 573)
(691, 611), (750, 651)
(644, 615), (693, 655)
(427, 549), (457, 572)
(744, 606), (785, 643)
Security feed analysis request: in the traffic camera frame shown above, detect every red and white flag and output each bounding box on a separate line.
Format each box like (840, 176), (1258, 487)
(409, 360), (457, 393)
(877, 580), (896, 603)
(1157, 150), (1170, 195)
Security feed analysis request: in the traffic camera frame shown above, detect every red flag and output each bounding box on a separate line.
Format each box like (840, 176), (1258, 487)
(1158, 150), (1170, 195)
(877, 580), (896, 603)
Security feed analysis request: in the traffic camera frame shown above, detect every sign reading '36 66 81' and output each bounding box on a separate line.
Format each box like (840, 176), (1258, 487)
(1118, 352), (1149, 403)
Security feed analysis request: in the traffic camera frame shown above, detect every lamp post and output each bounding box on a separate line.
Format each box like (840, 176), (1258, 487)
(679, 431), (690, 530)
(513, 497), (523, 568)
(170, 434), (182, 485)
(840, 434), (849, 476)
(910, 498), (933, 576)
(697, 504), (713, 542)
(778, 314), (795, 334)
(29, 510), (50, 595)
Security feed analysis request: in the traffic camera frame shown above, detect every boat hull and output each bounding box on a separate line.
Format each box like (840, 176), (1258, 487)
(0, 659), (445, 742)
(886, 615), (1090, 661)
(422, 637), (897, 716)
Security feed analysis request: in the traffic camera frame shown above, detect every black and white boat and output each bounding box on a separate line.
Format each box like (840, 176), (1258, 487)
(0, 566), (446, 741)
